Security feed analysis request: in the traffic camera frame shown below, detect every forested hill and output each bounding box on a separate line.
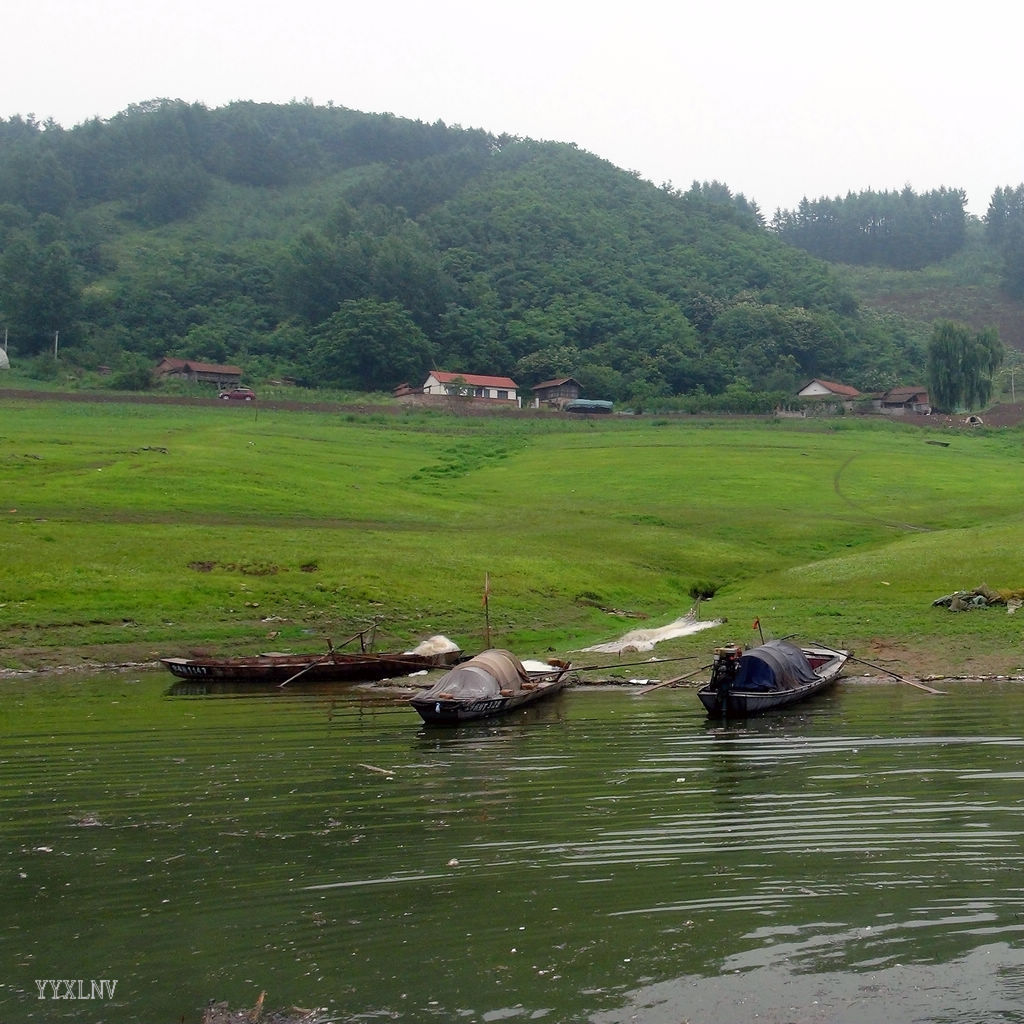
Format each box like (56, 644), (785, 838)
(0, 100), (934, 403)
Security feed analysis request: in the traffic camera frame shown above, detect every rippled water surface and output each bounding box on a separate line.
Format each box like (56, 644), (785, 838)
(4, 672), (1024, 1023)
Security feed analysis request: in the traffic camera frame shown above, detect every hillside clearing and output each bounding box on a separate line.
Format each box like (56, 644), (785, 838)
(3, 398), (1024, 679)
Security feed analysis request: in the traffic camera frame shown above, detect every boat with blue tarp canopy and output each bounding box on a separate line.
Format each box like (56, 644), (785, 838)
(697, 639), (848, 717)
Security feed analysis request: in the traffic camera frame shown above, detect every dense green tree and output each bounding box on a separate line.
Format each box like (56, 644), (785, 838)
(0, 146), (75, 215)
(277, 228), (357, 324)
(514, 346), (583, 386)
(683, 292), (725, 335)
(179, 299), (269, 363)
(772, 187), (967, 269)
(574, 363), (626, 401)
(707, 301), (847, 390)
(0, 230), (78, 353)
(278, 214), (449, 333)
(435, 301), (506, 371)
(106, 352), (157, 390)
(125, 158), (212, 225)
(927, 321), (1004, 411)
(682, 180), (764, 227)
(985, 185), (1024, 248)
(985, 187), (1024, 298)
(998, 220), (1024, 300)
(308, 299), (434, 390)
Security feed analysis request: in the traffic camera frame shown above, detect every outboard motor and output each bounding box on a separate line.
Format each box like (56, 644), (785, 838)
(710, 644), (743, 694)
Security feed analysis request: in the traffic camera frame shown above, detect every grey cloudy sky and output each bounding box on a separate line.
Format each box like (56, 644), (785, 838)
(6, 0), (1021, 216)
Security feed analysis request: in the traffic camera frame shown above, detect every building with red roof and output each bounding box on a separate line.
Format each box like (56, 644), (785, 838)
(423, 371), (519, 403)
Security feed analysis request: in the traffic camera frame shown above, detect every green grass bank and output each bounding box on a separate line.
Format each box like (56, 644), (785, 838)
(2, 397), (1023, 677)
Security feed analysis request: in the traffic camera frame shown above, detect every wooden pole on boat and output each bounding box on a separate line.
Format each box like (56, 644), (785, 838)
(482, 573), (492, 649)
(335, 627), (370, 651)
(809, 641), (946, 694)
(634, 663), (713, 695)
(278, 639), (335, 688)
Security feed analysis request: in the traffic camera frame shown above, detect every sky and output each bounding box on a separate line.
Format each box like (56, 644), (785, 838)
(5, 0), (1023, 217)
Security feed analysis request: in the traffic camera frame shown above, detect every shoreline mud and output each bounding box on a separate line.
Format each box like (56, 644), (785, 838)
(3, 655), (1024, 690)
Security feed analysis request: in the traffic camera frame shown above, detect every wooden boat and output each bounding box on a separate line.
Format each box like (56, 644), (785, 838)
(409, 649), (572, 725)
(161, 637), (462, 688)
(696, 640), (848, 717)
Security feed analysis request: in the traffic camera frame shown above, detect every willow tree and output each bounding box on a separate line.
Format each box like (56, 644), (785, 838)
(927, 321), (1004, 412)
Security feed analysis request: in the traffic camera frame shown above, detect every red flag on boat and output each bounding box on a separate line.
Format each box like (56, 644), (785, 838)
(752, 617), (760, 630)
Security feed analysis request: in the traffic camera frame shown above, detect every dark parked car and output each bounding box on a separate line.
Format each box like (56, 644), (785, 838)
(219, 387), (256, 401)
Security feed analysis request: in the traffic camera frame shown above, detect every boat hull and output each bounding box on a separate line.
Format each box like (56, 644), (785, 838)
(161, 649), (461, 687)
(697, 646), (847, 717)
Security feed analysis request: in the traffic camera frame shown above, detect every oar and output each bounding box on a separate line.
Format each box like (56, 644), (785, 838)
(809, 641), (946, 695)
(278, 640), (335, 688)
(634, 663), (713, 695)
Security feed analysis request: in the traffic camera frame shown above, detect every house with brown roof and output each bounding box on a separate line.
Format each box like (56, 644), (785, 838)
(793, 378), (862, 415)
(877, 386), (930, 415)
(155, 357), (242, 389)
(531, 377), (582, 408)
(797, 379), (861, 400)
(423, 371), (519, 403)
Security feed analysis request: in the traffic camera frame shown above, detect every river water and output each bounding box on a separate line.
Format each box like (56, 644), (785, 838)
(3, 670), (1024, 1024)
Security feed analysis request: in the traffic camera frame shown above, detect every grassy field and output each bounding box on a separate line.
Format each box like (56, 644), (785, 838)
(2, 397), (1024, 677)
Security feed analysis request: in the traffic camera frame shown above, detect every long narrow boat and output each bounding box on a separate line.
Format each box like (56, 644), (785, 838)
(409, 649), (572, 725)
(696, 640), (848, 717)
(161, 639), (462, 688)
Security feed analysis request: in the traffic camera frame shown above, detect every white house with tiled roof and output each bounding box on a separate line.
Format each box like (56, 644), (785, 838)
(797, 378), (861, 400)
(423, 371), (519, 403)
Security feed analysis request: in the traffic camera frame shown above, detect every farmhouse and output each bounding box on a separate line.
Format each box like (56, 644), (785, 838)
(155, 357), (242, 389)
(789, 378), (862, 416)
(877, 386), (931, 415)
(797, 379), (862, 401)
(423, 371), (519, 403)
(531, 377), (582, 408)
